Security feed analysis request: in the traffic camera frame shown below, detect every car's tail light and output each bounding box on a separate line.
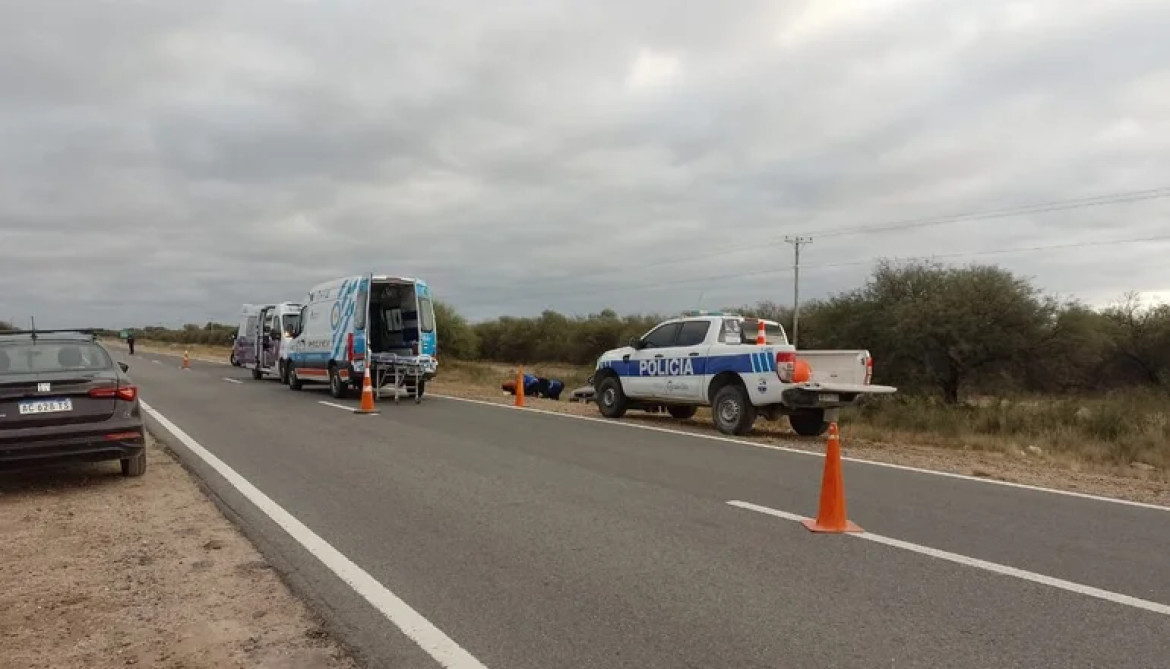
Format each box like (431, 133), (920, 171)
(105, 431), (143, 441)
(775, 351), (796, 383)
(89, 385), (138, 401)
(864, 355), (873, 384)
(346, 333), (354, 362)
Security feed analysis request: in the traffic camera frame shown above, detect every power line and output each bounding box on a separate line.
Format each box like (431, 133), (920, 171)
(450, 232), (1170, 309)
(445, 185), (1170, 301)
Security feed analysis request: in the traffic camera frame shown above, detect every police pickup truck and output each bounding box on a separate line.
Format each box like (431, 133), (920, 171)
(592, 311), (896, 436)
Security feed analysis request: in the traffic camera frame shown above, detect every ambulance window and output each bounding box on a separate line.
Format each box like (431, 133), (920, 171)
(641, 322), (680, 349)
(354, 287), (368, 330)
(419, 296), (435, 333)
(675, 320), (711, 347)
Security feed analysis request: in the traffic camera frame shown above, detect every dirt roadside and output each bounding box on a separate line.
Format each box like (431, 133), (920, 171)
(0, 434), (359, 669)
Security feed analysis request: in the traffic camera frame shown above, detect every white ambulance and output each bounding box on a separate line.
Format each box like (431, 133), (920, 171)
(284, 274), (438, 400)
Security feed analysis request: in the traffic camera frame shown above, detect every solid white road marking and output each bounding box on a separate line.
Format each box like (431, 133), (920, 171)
(222, 378), (243, 384)
(140, 401), (489, 668)
(432, 394), (1170, 513)
(319, 400), (355, 412)
(151, 359), (161, 364)
(726, 499), (1170, 617)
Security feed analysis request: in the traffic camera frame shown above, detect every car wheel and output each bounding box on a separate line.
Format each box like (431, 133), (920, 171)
(121, 451), (146, 477)
(328, 366), (345, 398)
(287, 364), (303, 391)
(595, 376), (628, 419)
(230, 352), (239, 366)
(788, 409), (829, 436)
(667, 404), (697, 420)
(712, 384), (756, 435)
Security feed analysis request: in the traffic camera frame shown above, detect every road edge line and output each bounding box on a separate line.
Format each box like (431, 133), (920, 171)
(140, 400), (490, 669)
(431, 394), (1170, 513)
(726, 500), (1170, 617)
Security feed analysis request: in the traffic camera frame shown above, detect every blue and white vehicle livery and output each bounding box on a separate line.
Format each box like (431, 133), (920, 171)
(283, 274), (438, 399)
(592, 311), (896, 436)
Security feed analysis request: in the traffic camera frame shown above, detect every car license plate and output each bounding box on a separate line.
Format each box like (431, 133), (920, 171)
(18, 398), (73, 415)
(818, 393), (840, 403)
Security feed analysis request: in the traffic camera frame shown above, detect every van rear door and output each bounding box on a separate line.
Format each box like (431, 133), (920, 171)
(415, 280), (436, 357)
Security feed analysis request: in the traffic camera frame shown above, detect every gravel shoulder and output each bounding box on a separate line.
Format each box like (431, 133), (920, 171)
(0, 434), (359, 669)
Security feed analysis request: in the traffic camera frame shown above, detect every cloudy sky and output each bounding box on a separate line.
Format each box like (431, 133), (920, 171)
(3, 0), (1170, 329)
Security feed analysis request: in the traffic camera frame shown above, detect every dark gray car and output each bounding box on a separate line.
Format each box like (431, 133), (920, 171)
(0, 330), (146, 476)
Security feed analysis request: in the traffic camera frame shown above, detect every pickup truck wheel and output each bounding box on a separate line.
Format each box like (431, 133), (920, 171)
(667, 405), (697, 420)
(789, 410), (829, 437)
(713, 385), (756, 435)
(596, 376), (628, 419)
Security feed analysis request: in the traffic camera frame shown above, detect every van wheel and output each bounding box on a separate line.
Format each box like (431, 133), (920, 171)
(712, 384), (756, 435)
(596, 376), (628, 419)
(329, 366), (346, 398)
(287, 364), (303, 391)
(789, 409), (829, 436)
(667, 405), (697, 420)
(251, 367), (263, 380)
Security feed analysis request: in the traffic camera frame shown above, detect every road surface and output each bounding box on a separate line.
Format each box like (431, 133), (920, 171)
(117, 351), (1170, 668)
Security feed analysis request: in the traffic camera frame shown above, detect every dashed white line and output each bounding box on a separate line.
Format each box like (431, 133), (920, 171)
(432, 394), (1170, 513)
(141, 401), (489, 669)
(726, 499), (1170, 617)
(222, 378), (244, 384)
(319, 400), (355, 412)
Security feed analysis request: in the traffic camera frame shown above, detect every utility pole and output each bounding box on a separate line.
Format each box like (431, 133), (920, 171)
(784, 236), (812, 348)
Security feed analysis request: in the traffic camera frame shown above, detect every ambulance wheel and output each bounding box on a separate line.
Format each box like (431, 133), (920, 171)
(287, 364), (303, 391)
(667, 405), (697, 420)
(328, 366), (346, 399)
(788, 410), (829, 437)
(713, 384), (756, 435)
(596, 376), (628, 419)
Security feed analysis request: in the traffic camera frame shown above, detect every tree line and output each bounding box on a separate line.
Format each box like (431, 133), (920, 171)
(84, 259), (1170, 403)
(437, 260), (1170, 403)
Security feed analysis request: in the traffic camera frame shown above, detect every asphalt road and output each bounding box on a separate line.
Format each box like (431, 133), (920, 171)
(117, 350), (1170, 668)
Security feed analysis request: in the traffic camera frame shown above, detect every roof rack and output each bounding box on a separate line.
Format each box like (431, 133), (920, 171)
(0, 328), (100, 342)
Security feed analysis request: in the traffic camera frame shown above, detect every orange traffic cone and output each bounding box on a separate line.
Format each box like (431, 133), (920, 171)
(181, 351), (190, 370)
(514, 367), (525, 408)
(802, 423), (863, 533)
(356, 368), (378, 414)
(756, 319), (766, 345)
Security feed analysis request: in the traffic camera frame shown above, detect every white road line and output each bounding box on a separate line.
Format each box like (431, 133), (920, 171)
(319, 400), (355, 412)
(222, 378), (243, 384)
(432, 394), (1170, 513)
(140, 401), (488, 668)
(151, 359), (161, 364)
(726, 499), (1170, 617)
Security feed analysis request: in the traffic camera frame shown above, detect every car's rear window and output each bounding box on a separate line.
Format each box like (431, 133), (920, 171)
(0, 342), (113, 375)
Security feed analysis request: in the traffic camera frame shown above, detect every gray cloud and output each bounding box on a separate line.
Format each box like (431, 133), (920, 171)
(3, 0), (1170, 330)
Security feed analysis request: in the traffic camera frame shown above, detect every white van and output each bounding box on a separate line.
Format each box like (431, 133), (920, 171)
(248, 302), (303, 382)
(284, 274), (437, 399)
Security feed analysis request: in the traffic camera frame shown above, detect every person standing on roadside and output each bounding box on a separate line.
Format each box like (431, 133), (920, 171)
(127, 332), (136, 355)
